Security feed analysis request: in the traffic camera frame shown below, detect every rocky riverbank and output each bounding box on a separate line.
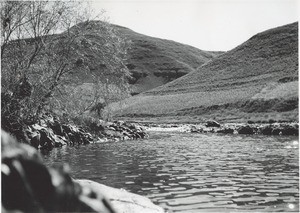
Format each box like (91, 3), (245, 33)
(145, 120), (299, 136)
(1, 130), (164, 213)
(21, 114), (148, 150)
(11, 114), (298, 151)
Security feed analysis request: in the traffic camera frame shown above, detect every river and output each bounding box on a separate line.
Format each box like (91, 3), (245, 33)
(42, 131), (299, 212)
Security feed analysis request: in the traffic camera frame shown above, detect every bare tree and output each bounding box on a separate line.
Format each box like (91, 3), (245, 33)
(46, 20), (131, 121)
(1, 1), (130, 140)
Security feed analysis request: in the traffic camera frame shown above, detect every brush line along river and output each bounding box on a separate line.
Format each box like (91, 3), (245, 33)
(43, 131), (299, 212)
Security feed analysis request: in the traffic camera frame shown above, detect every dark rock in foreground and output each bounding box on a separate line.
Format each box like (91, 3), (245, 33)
(1, 130), (164, 213)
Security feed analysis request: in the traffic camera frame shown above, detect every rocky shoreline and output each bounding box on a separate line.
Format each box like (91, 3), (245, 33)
(145, 120), (299, 136)
(18, 114), (298, 151)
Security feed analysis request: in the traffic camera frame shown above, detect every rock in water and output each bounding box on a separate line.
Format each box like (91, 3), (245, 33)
(237, 125), (255, 134)
(260, 125), (273, 135)
(77, 180), (164, 213)
(1, 130), (164, 213)
(281, 125), (298, 136)
(205, 120), (221, 128)
(216, 128), (234, 134)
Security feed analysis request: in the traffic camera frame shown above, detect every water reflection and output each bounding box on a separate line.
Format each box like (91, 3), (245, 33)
(42, 132), (299, 212)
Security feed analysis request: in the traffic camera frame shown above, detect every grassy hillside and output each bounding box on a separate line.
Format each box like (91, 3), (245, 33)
(112, 22), (298, 123)
(113, 25), (222, 94)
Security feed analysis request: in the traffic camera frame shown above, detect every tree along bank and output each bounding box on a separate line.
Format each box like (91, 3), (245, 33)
(1, 1), (132, 151)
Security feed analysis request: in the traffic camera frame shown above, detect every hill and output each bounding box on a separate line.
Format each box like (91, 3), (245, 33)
(113, 25), (222, 94)
(113, 22), (298, 123)
(2, 21), (221, 119)
(2, 21), (221, 94)
(65, 21), (222, 94)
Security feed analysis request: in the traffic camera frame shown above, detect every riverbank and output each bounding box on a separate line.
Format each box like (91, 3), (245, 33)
(144, 121), (299, 136)
(9, 112), (298, 152)
(17, 114), (148, 150)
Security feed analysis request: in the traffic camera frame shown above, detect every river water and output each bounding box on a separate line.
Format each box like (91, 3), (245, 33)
(42, 131), (299, 212)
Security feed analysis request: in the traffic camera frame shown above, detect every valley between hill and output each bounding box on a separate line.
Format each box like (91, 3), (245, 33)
(114, 25), (222, 94)
(112, 22), (298, 123)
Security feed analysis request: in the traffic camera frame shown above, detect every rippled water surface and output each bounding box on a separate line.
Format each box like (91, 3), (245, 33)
(43, 132), (299, 212)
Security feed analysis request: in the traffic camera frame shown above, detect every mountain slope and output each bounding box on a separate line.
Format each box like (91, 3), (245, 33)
(113, 25), (222, 94)
(113, 22), (298, 122)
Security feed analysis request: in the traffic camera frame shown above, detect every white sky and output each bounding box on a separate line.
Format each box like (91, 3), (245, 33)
(91, 0), (299, 51)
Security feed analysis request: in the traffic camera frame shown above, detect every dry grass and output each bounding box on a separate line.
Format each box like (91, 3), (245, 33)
(112, 85), (260, 115)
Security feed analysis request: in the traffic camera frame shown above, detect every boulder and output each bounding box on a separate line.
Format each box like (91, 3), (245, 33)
(89, 121), (105, 133)
(2, 130), (164, 213)
(271, 127), (282, 135)
(77, 180), (164, 213)
(133, 132), (142, 139)
(260, 125), (273, 135)
(281, 125), (299, 136)
(29, 131), (41, 149)
(122, 131), (132, 137)
(205, 120), (221, 128)
(39, 129), (54, 149)
(49, 121), (64, 136)
(52, 134), (67, 147)
(216, 128), (234, 134)
(2, 130), (100, 212)
(128, 124), (138, 130)
(237, 125), (255, 134)
(62, 124), (72, 135)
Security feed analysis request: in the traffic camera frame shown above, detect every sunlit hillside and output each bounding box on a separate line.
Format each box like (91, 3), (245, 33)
(112, 22), (298, 123)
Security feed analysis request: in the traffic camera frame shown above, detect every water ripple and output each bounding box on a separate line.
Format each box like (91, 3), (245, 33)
(43, 132), (299, 212)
